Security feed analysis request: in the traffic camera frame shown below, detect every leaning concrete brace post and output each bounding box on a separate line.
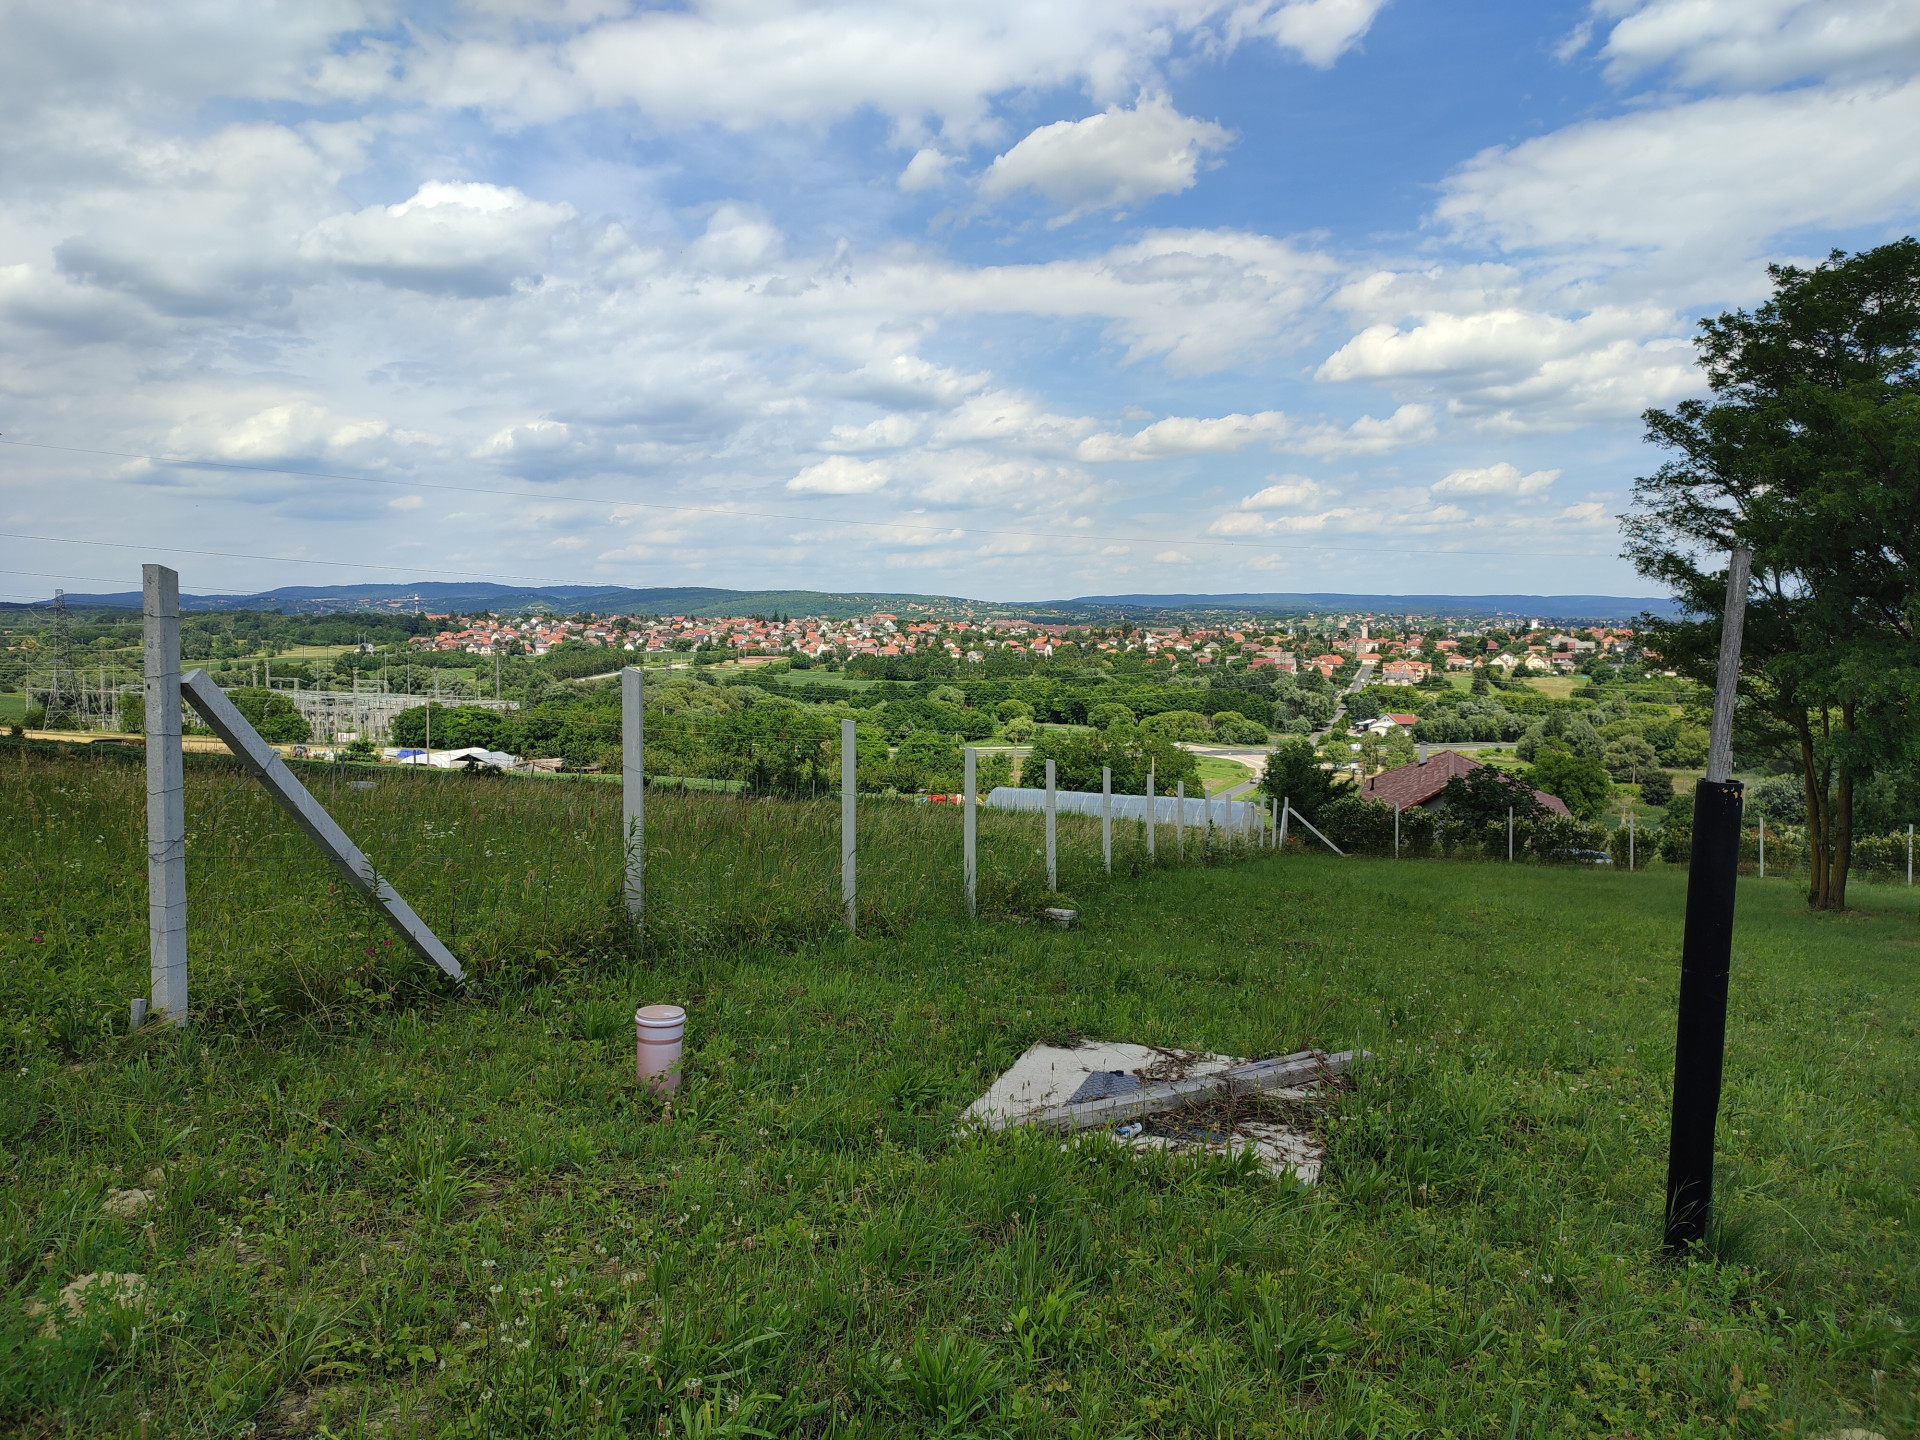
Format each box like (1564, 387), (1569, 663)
(1175, 780), (1185, 859)
(179, 670), (464, 983)
(964, 747), (977, 918)
(621, 666), (644, 922)
(1101, 765), (1112, 874)
(1045, 758), (1057, 891)
(1664, 545), (1751, 1254)
(1286, 801), (1344, 856)
(841, 718), (856, 932)
(144, 565), (188, 1021)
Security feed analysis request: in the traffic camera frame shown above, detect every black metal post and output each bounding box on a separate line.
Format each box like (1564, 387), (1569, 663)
(1662, 545), (1750, 1254)
(1663, 776), (1743, 1249)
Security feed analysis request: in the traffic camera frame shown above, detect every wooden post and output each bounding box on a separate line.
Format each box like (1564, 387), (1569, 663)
(1665, 546), (1751, 1253)
(144, 565), (188, 1021)
(841, 718), (856, 931)
(964, 747), (977, 918)
(1101, 765), (1111, 874)
(1045, 758), (1057, 891)
(621, 667), (644, 922)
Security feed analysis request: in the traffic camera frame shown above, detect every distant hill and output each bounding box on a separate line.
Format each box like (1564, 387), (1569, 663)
(14, 580), (1677, 624)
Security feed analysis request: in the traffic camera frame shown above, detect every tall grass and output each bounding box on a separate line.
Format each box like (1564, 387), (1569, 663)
(1, 741), (1250, 1055)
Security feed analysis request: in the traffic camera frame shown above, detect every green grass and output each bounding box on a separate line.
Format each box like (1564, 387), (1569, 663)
(1194, 756), (1256, 795)
(0, 691), (25, 724)
(3, 742), (1918, 1437)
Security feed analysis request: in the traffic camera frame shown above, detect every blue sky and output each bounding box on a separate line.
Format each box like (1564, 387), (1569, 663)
(3, 0), (1918, 602)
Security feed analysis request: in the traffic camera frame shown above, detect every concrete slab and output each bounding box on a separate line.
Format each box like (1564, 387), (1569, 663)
(966, 1042), (1351, 1184)
(961, 1042), (1239, 1128)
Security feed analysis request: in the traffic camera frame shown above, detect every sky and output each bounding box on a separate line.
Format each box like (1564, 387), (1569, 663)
(2, 0), (1918, 605)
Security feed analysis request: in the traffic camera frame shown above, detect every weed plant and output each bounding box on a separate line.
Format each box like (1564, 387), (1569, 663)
(2, 740), (1917, 1436)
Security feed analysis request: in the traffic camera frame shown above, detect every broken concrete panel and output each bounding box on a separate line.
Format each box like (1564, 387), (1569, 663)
(962, 1043), (1239, 1129)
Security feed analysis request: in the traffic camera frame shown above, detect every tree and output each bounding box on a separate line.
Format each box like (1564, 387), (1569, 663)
(1625, 238), (1920, 909)
(1260, 739), (1338, 822)
(1603, 734), (1660, 783)
(1638, 770), (1674, 808)
(1528, 750), (1612, 820)
(1086, 702), (1135, 730)
(230, 687), (313, 744)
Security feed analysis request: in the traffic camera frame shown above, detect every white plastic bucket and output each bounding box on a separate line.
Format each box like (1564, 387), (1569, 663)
(635, 1004), (686, 1094)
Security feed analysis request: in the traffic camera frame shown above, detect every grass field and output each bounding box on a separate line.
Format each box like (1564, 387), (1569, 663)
(1194, 756), (1256, 795)
(3, 741), (1917, 1437)
(0, 691), (25, 724)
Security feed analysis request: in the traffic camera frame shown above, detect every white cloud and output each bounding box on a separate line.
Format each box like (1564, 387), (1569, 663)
(388, 494), (424, 510)
(1595, 0), (1920, 89)
(1244, 0), (1390, 68)
(1318, 306), (1697, 428)
(1238, 475), (1330, 509)
(788, 456), (892, 493)
(1431, 462), (1559, 497)
(1288, 404), (1437, 455)
(1153, 548), (1192, 563)
(1077, 410), (1287, 460)
(898, 148), (956, 192)
(300, 182), (577, 295)
(1434, 79), (1920, 291)
(978, 97), (1232, 222)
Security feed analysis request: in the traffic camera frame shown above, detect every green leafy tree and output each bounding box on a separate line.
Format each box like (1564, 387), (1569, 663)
(1638, 770), (1674, 808)
(1528, 750), (1612, 820)
(1086, 702), (1136, 730)
(1603, 734), (1660, 782)
(1625, 238), (1920, 909)
(1259, 739), (1338, 822)
(228, 687), (312, 744)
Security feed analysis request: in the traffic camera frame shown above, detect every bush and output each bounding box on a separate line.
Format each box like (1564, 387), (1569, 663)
(1003, 716), (1036, 743)
(1086, 703), (1136, 730)
(1527, 749), (1612, 820)
(1747, 773), (1806, 823)
(1210, 711), (1269, 744)
(226, 687), (313, 744)
(1637, 770), (1674, 808)
(996, 699), (1034, 722)
(1140, 709), (1211, 742)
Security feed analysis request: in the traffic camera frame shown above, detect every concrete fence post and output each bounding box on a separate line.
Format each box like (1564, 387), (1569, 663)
(1175, 780), (1186, 860)
(964, 747), (977, 918)
(1279, 796), (1290, 848)
(144, 565), (188, 1022)
(1101, 765), (1111, 873)
(1394, 804), (1400, 858)
(1507, 807), (1514, 862)
(841, 718), (856, 931)
(621, 666), (644, 923)
(1045, 758), (1057, 891)
(1758, 815), (1765, 879)
(1629, 810), (1636, 871)
(1146, 768), (1155, 859)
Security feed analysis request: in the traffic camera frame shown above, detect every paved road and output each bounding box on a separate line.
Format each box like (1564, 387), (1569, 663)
(1310, 660), (1374, 743)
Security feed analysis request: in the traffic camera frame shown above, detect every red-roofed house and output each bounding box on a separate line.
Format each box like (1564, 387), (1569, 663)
(1359, 750), (1571, 817)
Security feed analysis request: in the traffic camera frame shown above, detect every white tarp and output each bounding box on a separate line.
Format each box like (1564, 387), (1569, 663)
(986, 787), (1264, 828)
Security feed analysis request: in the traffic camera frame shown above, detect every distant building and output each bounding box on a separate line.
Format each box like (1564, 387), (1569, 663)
(1360, 750), (1570, 817)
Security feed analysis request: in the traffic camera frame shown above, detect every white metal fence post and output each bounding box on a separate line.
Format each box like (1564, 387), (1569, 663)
(964, 746), (977, 918)
(1176, 779), (1186, 859)
(144, 564), (188, 1022)
(621, 666), (644, 923)
(1101, 765), (1111, 873)
(1045, 758), (1057, 891)
(841, 718), (856, 931)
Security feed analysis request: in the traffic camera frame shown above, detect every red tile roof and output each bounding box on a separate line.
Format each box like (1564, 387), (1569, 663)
(1360, 750), (1571, 817)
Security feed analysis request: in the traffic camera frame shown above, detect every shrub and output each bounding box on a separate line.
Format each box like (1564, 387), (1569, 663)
(1527, 749), (1612, 820)
(995, 699), (1034, 722)
(1003, 715), (1036, 743)
(1140, 709), (1211, 742)
(1210, 712), (1269, 744)
(1260, 739), (1338, 823)
(1637, 770), (1674, 808)
(1086, 703), (1136, 730)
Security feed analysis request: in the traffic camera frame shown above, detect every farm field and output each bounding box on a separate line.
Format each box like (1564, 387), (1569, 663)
(3, 741), (1917, 1437)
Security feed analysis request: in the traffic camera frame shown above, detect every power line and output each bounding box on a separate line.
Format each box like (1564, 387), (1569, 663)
(0, 435), (1603, 561)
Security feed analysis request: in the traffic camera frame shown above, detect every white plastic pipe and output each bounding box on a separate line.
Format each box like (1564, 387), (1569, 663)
(635, 1004), (686, 1095)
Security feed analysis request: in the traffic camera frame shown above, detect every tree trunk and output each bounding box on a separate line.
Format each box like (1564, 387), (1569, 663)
(1795, 709), (1831, 907)
(1831, 702), (1857, 911)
